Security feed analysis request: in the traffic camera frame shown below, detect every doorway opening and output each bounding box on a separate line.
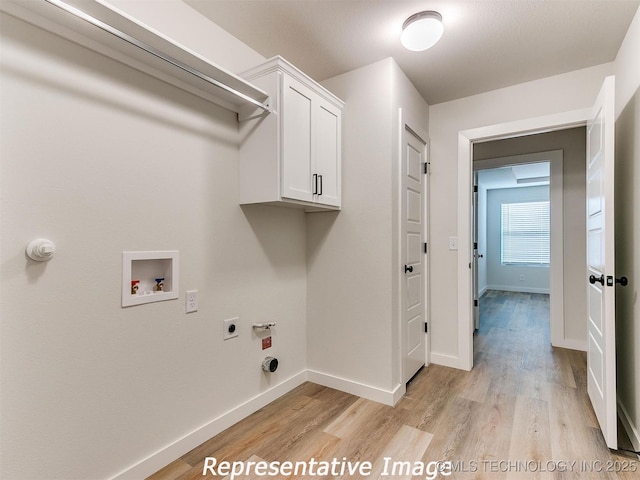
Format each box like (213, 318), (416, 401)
(457, 79), (620, 450)
(473, 154), (557, 337)
(457, 114), (590, 373)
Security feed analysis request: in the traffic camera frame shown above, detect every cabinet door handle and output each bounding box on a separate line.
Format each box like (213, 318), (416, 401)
(313, 174), (318, 195)
(318, 175), (323, 196)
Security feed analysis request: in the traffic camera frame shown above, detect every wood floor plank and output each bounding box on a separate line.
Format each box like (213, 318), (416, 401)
(516, 370), (550, 402)
(399, 365), (466, 433)
(220, 455), (267, 480)
(180, 394), (322, 466)
(421, 395), (479, 463)
(325, 399), (402, 474)
(146, 459), (192, 480)
(458, 353), (492, 403)
(323, 397), (384, 439)
(254, 387), (354, 462)
(546, 347), (578, 389)
(459, 391), (516, 474)
(506, 396), (553, 480)
(487, 354), (520, 398)
(368, 424), (434, 480)
(548, 383), (594, 463)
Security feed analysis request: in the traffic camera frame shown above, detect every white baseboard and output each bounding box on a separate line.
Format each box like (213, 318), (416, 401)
(110, 371), (308, 480)
(306, 369), (401, 406)
(109, 369), (405, 479)
(618, 398), (640, 452)
(551, 338), (587, 352)
(486, 285), (550, 295)
(430, 352), (471, 371)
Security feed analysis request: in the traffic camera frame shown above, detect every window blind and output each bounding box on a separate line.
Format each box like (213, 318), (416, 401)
(501, 201), (550, 265)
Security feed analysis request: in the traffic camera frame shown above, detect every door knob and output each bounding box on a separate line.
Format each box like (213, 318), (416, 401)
(615, 276), (629, 287)
(405, 265), (413, 273)
(589, 274), (604, 285)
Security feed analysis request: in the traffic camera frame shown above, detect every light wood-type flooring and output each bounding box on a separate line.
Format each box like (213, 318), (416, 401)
(149, 290), (638, 479)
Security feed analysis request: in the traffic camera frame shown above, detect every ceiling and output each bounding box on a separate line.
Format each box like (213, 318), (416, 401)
(478, 162), (550, 190)
(185, 0), (639, 105)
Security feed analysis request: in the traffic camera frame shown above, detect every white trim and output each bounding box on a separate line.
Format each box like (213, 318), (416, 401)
(109, 371), (308, 480)
(486, 285), (550, 295)
(307, 369), (403, 406)
(458, 108), (590, 371)
(548, 152), (564, 348)
(553, 338), (587, 352)
(618, 397), (640, 452)
(430, 351), (472, 371)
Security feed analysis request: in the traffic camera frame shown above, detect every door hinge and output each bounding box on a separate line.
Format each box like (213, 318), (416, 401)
(474, 299), (478, 307)
(424, 322), (428, 333)
(473, 185), (478, 193)
(424, 162), (430, 174)
(424, 242), (428, 254)
(473, 242), (478, 249)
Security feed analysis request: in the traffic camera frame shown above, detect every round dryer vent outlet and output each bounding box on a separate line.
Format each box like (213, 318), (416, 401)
(262, 356), (278, 373)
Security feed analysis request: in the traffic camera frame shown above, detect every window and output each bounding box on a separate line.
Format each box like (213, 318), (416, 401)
(501, 201), (550, 265)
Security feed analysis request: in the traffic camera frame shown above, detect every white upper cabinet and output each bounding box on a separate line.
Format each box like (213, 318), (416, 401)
(239, 57), (344, 211)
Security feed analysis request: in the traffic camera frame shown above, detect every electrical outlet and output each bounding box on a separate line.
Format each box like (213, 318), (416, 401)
(185, 290), (198, 313)
(224, 317), (239, 340)
(519, 275), (525, 282)
(448, 236), (458, 250)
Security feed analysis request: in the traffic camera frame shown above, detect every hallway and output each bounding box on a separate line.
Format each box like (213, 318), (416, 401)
(150, 291), (638, 479)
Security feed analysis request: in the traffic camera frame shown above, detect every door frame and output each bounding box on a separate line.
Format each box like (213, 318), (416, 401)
(456, 108), (590, 370)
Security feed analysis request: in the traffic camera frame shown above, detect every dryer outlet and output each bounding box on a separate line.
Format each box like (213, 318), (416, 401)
(223, 317), (239, 340)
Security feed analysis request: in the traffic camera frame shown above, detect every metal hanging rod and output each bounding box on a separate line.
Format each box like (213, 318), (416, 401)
(44, 0), (270, 113)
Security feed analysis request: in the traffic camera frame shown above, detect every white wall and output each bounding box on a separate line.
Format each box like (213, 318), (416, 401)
(428, 63), (613, 367)
(307, 58), (428, 403)
(0, 4), (308, 479)
(107, 0), (265, 74)
(613, 6), (640, 451)
(485, 186), (550, 294)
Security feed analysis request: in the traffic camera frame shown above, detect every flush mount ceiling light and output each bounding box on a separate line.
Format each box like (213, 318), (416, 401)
(401, 11), (444, 51)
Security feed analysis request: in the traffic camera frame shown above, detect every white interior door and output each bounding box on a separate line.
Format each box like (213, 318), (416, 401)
(402, 125), (427, 383)
(586, 75), (617, 450)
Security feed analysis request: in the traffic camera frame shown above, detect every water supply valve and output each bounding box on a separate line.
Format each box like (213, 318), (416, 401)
(253, 322), (276, 331)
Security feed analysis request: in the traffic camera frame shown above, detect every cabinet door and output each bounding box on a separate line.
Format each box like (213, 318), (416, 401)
(314, 101), (341, 207)
(281, 75), (314, 203)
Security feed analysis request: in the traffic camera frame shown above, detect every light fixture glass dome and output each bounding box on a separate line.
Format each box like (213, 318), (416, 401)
(401, 11), (444, 51)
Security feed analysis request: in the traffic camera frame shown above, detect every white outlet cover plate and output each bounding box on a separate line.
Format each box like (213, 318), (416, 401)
(185, 290), (198, 313)
(223, 317), (239, 340)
